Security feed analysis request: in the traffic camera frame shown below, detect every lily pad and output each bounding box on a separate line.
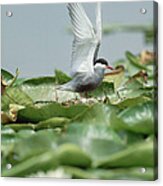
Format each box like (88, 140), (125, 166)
(110, 102), (154, 134)
(2, 151), (58, 177)
(1, 69), (14, 84)
(1, 87), (33, 111)
(17, 103), (89, 123)
(20, 76), (79, 103)
(94, 139), (154, 168)
(62, 166), (154, 180)
(57, 144), (91, 168)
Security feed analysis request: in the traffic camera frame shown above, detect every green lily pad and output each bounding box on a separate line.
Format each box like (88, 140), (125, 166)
(35, 117), (70, 130)
(1, 87), (33, 111)
(62, 166), (154, 180)
(55, 69), (72, 84)
(17, 103), (89, 123)
(1, 69), (14, 84)
(2, 151), (58, 177)
(94, 139), (154, 168)
(57, 144), (91, 168)
(20, 76), (79, 103)
(110, 102), (154, 134)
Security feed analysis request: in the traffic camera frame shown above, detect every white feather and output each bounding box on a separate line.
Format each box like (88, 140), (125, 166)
(96, 2), (102, 42)
(67, 3), (102, 77)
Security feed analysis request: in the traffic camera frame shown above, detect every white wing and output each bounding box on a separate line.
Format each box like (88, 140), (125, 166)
(67, 3), (102, 77)
(94, 2), (102, 61)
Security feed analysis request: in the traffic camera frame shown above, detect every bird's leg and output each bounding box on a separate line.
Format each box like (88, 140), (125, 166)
(84, 92), (88, 98)
(79, 92), (83, 98)
(79, 92), (88, 98)
(75, 95), (79, 100)
(78, 92), (88, 104)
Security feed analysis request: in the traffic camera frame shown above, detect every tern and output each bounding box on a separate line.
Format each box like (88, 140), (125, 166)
(58, 3), (113, 93)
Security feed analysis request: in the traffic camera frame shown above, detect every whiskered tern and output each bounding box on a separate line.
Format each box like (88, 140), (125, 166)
(58, 3), (113, 93)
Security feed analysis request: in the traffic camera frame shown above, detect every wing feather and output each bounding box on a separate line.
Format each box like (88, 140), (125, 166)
(67, 3), (102, 77)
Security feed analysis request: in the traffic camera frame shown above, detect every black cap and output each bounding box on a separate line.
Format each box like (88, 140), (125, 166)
(94, 58), (108, 66)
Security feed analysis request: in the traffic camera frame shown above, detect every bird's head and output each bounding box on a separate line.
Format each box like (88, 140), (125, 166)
(94, 58), (113, 71)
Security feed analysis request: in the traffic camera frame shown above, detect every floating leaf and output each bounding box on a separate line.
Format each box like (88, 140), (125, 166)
(1, 69), (14, 84)
(62, 166), (154, 180)
(3, 124), (35, 131)
(114, 96), (151, 109)
(60, 123), (125, 161)
(73, 103), (114, 124)
(35, 117), (70, 130)
(1, 87), (33, 111)
(2, 151), (58, 177)
(20, 76), (79, 103)
(20, 77), (56, 103)
(104, 65), (126, 89)
(17, 103), (89, 123)
(89, 82), (114, 98)
(55, 69), (71, 84)
(110, 102), (154, 134)
(57, 144), (91, 168)
(126, 51), (148, 70)
(11, 130), (58, 163)
(94, 140), (154, 168)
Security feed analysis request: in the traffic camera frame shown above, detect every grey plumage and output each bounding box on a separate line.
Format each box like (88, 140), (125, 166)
(57, 3), (113, 93)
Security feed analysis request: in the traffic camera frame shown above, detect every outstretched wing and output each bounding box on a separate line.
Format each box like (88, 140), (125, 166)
(94, 2), (102, 61)
(67, 3), (102, 77)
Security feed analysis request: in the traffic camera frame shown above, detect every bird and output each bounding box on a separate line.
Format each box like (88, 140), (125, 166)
(57, 3), (113, 93)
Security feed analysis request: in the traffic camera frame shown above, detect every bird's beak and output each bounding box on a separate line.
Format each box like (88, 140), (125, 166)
(106, 66), (114, 70)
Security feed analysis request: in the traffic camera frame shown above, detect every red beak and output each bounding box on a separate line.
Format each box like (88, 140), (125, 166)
(106, 66), (114, 70)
